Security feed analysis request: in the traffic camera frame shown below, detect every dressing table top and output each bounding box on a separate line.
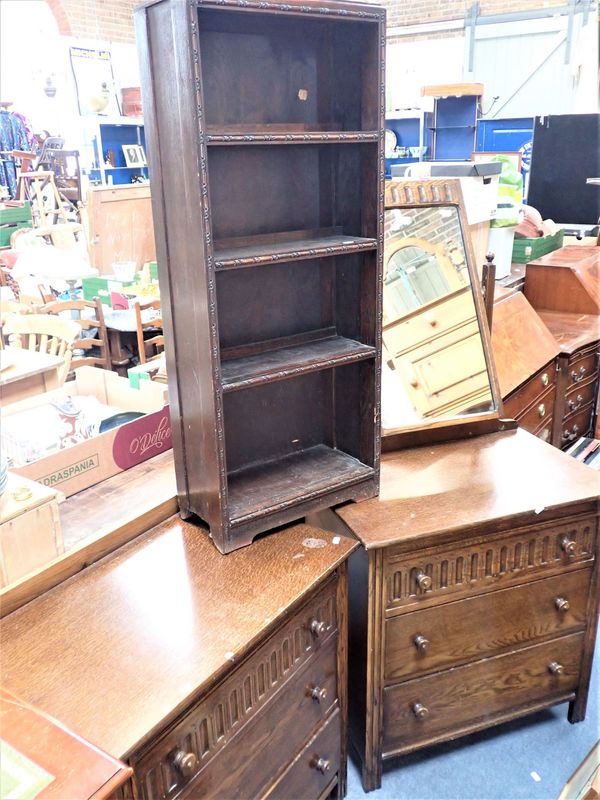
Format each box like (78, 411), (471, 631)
(0, 518), (356, 761)
(337, 428), (599, 550)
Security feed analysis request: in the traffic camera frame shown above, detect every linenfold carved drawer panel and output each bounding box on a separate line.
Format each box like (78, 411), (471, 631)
(381, 632), (585, 756)
(384, 516), (597, 613)
(384, 568), (592, 683)
(133, 578), (337, 800)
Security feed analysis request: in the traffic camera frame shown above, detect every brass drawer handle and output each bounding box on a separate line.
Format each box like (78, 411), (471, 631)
(414, 634), (430, 653)
(562, 425), (579, 443)
(412, 702), (429, 719)
(560, 534), (577, 556)
(541, 372), (549, 387)
(310, 685), (328, 703)
(570, 366), (586, 383)
(416, 570), (432, 592)
(567, 394), (584, 412)
(548, 661), (564, 676)
(554, 597), (570, 613)
(172, 750), (198, 778)
(313, 757), (331, 774)
(310, 619), (327, 637)
(538, 403), (546, 418)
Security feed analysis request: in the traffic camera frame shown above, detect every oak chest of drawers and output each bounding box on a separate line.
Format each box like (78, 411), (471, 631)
(537, 313), (599, 449)
(314, 429), (600, 792)
(0, 518), (357, 800)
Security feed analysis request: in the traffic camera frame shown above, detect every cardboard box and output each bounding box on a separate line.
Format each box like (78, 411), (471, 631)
(0, 473), (64, 587)
(390, 161), (501, 225)
(1, 367), (171, 497)
(82, 274), (139, 306)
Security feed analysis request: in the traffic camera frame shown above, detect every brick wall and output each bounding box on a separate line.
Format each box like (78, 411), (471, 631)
(48, 0), (137, 43)
(46, 0), (567, 44)
(385, 0), (566, 30)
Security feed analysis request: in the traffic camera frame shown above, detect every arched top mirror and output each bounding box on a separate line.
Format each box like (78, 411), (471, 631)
(382, 178), (503, 449)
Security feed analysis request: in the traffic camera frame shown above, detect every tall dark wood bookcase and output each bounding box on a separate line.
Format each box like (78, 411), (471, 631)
(136, 0), (385, 553)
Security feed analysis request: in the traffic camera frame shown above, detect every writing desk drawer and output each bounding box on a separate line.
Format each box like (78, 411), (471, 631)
(134, 579), (338, 800)
(503, 363), (556, 420)
(382, 632), (584, 755)
(384, 568), (591, 682)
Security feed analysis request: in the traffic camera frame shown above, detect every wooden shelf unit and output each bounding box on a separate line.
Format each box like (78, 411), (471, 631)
(136, 0), (385, 553)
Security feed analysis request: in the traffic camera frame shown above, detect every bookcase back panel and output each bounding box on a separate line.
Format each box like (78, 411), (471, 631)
(335, 253), (377, 346)
(216, 260), (329, 351)
(198, 10), (375, 130)
(208, 145), (374, 241)
(223, 372), (330, 472)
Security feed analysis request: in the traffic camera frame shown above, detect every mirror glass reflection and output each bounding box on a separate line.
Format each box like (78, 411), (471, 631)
(382, 205), (494, 432)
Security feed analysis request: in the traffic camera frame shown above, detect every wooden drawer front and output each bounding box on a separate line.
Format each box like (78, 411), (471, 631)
(503, 363), (556, 420)
(382, 632), (584, 755)
(384, 517), (596, 613)
(384, 568), (591, 683)
(563, 378), (598, 416)
(265, 709), (341, 800)
(532, 415), (553, 443)
(560, 404), (596, 449)
(512, 385), (556, 434)
(170, 640), (338, 800)
(566, 349), (598, 390)
(134, 579), (337, 800)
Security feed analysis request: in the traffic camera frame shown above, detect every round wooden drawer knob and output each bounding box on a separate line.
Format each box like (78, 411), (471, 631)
(541, 372), (549, 387)
(416, 570), (432, 591)
(554, 597), (570, 613)
(412, 702), (429, 719)
(314, 757), (331, 774)
(548, 661), (564, 676)
(172, 750), (198, 777)
(414, 634), (430, 653)
(560, 535), (576, 556)
(310, 619), (327, 637)
(310, 686), (328, 703)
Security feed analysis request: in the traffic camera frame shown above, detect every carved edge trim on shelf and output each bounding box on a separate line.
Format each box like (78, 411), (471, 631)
(189, 6), (230, 528)
(214, 240), (378, 269)
(223, 347), (377, 391)
(385, 520), (597, 607)
(134, 588), (337, 800)
(205, 132), (380, 144)
(193, 0), (384, 20)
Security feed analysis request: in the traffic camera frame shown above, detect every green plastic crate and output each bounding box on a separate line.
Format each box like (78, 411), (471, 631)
(512, 229), (564, 264)
(0, 203), (32, 247)
(82, 274), (139, 305)
(148, 261), (158, 281)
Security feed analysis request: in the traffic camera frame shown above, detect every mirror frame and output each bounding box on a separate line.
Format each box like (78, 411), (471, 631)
(382, 178), (510, 451)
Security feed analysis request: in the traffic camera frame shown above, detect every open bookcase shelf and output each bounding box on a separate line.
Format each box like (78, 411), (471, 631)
(213, 229), (378, 270)
(137, 0), (385, 552)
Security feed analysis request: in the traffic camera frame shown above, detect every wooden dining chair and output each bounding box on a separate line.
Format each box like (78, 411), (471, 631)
(134, 298), (164, 364)
(2, 314), (81, 385)
(0, 300), (34, 349)
(40, 298), (112, 371)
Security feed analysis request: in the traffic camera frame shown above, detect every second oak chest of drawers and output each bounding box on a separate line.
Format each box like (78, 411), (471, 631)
(313, 428), (600, 791)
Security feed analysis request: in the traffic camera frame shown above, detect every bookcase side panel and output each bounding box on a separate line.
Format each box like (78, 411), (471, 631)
(137, 0), (227, 539)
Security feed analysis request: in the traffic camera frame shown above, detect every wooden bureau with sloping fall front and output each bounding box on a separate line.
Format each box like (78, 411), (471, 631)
(0, 519), (357, 800)
(311, 428), (599, 792)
